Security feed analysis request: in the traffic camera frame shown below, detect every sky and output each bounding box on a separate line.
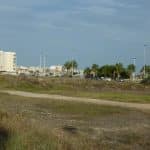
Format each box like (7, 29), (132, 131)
(0, 0), (150, 70)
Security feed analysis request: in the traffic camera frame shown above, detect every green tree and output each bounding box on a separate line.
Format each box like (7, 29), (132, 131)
(98, 65), (116, 78)
(84, 67), (91, 78)
(115, 63), (124, 79)
(99, 65), (109, 77)
(127, 64), (135, 79)
(71, 60), (78, 73)
(64, 60), (78, 76)
(140, 65), (150, 78)
(91, 64), (99, 77)
(64, 61), (72, 73)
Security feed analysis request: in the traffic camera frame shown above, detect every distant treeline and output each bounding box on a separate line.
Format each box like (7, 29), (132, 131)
(84, 63), (150, 79)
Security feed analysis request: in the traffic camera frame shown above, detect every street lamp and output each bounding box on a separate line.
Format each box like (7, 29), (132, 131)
(144, 44), (147, 78)
(131, 57), (136, 81)
(71, 49), (75, 77)
(72, 59), (74, 77)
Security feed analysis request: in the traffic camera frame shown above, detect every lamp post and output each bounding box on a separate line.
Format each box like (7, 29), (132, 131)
(131, 57), (136, 81)
(40, 54), (42, 70)
(72, 59), (74, 77)
(71, 49), (75, 77)
(144, 45), (147, 78)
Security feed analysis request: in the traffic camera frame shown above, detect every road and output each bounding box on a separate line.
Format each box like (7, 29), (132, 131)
(1, 90), (150, 111)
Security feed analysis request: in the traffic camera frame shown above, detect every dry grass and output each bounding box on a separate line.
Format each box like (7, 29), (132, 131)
(0, 75), (150, 103)
(0, 93), (150, 150)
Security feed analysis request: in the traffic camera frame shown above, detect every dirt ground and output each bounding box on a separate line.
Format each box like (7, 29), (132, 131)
(1, 90), (150, 111)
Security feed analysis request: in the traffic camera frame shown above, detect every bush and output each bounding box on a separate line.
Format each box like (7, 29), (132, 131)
(141, 76), (150, 85)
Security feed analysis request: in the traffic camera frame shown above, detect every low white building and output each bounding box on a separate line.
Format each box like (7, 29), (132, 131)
(16, 66), (29, 75)
(49, 65), (64, 76)
(0, 50), (16, 72)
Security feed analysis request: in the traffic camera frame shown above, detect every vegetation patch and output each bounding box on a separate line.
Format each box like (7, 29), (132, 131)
(0, 126), (10, 150)
(0, 93), (149, 149)
(141, 76), (150, 85)
(0, 75), (150, 103)
(62, 125), (78, 134)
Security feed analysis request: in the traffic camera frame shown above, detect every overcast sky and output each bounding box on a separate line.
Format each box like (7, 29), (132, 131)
(0, 0), (150, 70)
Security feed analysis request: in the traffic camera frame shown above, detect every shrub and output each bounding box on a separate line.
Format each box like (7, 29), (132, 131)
(141, 76), (150, 85)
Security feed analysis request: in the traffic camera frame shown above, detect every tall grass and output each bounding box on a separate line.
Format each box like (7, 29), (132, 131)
(0, 94), (150, 150)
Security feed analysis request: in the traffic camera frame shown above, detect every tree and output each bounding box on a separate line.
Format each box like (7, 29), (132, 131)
(64, 61), (72, 74)
(127, 64), (135, 79)
(98, 65), (116, 78)
(84, 67), (91, 78)
(115, 63), (124, 79)
(99, 65), (109, 77)
(64, 60), (78, 76)
(140, 65), (150, 78)
(84, 62), (131, 80)
(120, 70), (129, 79)
(71, 60), (78, 74)
(91, 64), (99, 77)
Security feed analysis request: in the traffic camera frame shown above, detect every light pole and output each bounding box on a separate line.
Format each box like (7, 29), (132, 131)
(40, 54), (42, 70)
(71, 49), (75, 77)
(40, 51), (46, 75)
(43, 54), (46, 75)
(72, 59), (74, 77)
(144, 44), (147, 78)
(131, 57), (136, 81)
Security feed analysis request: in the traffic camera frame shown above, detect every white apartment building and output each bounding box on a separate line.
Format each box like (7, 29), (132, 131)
(0, 50), (16, 72)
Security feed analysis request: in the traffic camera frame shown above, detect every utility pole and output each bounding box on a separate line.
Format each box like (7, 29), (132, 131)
(43, 53), (46, 75)
(71, 49), (76, 77)
(131, 57), (136, 81)
(40, 51), (46, 75)
(144, 44), (147, 78)
(72, 59), (74, 77)
(40, 54), (42, 70)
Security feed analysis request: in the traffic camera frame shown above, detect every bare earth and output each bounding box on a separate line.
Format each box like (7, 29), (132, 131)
(1, 90), (150, 111)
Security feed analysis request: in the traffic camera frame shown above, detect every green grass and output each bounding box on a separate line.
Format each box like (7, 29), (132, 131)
(35, 100), (129, 118)
(73, 91), (150, 103)
(0, 75), (150, 103)
(0, 93), (130, 118)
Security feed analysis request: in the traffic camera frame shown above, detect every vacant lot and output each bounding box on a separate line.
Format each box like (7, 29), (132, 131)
(0, 75), (150, 103)
(0, 93), (150, 150)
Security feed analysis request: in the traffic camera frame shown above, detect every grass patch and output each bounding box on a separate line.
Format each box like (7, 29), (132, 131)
(0, 126), (10, 150)
(0, 75), (150, 103)
(35, 100), (129, 118)
(74, 91), (150, 103)
(0, 93), (150, 149)
(0, 93), (130, 119)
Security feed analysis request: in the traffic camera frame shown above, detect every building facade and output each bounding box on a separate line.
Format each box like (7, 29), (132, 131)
(0, 50), (16, 72)
(48, 65), (64, 76)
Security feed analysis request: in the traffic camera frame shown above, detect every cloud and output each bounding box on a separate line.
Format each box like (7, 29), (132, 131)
(0, 0), (143, 31)
(0, 0), (149, 41)
(0, 0), (149, 68)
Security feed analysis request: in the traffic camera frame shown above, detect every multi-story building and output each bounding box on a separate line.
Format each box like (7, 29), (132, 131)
(0, 50), (16, 72)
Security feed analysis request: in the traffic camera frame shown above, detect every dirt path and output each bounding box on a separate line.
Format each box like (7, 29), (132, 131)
(1, 90), (150, 111)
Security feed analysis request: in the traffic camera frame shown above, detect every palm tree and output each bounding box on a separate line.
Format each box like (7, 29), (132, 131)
(64, 60), (78, 76)
(91, 64), (99, 77)
(71, 60), (78, 74)
(64, 61), (72, 75)
(127, 64), (135, 79)
(115, 63), (124, 79)
(84, 67), (91, 78)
